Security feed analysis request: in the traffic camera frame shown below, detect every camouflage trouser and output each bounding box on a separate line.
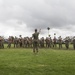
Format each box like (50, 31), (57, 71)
(1, 43), (4, 49)
(0, 41), (4, 49)
(7, 42), (11, 48)
(14, 42), (18, 48)
(25, 41), (30, 48)
(33, 40), (39, 53)
(40, 42), (44, 48)
(65, 43), (69, 49)
(46, 42), (50, 48)
(20, 42), (22, 47)
(59, 43), (62, 49)
(53, 42), (57, 48)
(47, 42), (50, 48)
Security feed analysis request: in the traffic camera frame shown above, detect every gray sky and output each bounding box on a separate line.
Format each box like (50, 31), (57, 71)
(0, 0), (75, 38)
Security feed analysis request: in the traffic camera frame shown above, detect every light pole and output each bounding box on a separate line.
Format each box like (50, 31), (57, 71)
(47, 27), (50, 36)
(54, 33), (56, 38)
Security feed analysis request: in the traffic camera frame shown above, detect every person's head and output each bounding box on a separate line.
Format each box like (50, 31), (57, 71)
(35, 29), (37, 32)
(19, 35), (22, 37)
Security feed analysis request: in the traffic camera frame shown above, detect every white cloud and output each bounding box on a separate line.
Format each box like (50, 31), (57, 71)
(0, 0), (75, 38)
(0, 19), (32, 38)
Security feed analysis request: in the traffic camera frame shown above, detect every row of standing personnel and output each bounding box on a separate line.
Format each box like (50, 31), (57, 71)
(0, 35), (75, 50)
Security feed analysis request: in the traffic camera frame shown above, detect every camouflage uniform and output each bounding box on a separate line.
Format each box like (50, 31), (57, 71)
(19, 38), (22, 47)
(26, 37), (30, 48)
(19, 35), (22, 47)
(14, 36), (19, 48)
(65, 37), (69, 49)
(24, 37), (27, 48)
(0, 36), (4, 49)
(53, 37), (57, 48)
(7, 36), (12, 48)
(58, 36), (62, 49)
(29, 37), (33, 48)
(32, 29), (40, 53)
(40, 37), (44, 48)
(45, 37), (51, 48)
(49, 37), (52, 48)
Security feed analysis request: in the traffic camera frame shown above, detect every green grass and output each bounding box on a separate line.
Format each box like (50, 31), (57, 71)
(0, 45), (75, 75)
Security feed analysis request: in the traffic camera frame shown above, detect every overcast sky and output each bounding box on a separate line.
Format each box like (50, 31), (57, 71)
(0, 0), (75, 38)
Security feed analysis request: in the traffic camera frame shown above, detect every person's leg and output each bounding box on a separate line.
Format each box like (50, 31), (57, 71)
(33, 41), (35, 53)
(36, 42), (38, 53)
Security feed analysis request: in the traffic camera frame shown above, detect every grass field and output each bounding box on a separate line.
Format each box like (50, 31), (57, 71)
(0, 44), (75, 75)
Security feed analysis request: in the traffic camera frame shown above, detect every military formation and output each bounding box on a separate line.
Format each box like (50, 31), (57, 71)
(0, 29), (75, 52)
(7, 35), (33, 48)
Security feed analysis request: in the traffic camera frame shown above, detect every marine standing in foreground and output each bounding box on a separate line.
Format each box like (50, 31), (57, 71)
(32, 29), (41, 53)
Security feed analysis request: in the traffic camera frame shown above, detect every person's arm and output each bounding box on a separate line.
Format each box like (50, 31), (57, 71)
(39, 29), (41, 33)
(32, 34), (34, 38)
